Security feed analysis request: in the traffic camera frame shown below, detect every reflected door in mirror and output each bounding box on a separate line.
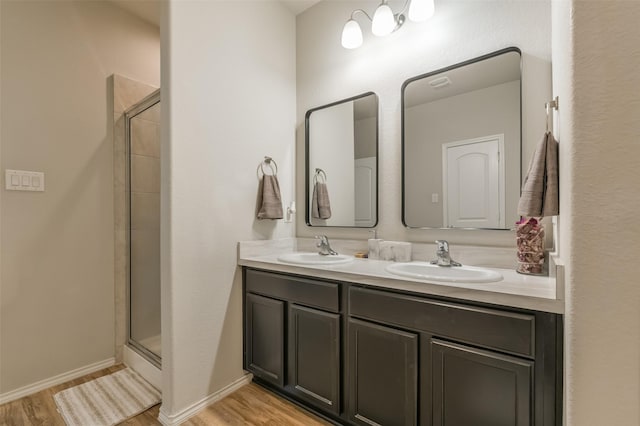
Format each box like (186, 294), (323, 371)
(355, 157), (376, 227)
(443, 135), (505, 229)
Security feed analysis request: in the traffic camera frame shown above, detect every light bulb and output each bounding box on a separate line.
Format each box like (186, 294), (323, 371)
(408, 0), (435, 22)
(371, 3), (396, 36)
(341, 19), (363, 49)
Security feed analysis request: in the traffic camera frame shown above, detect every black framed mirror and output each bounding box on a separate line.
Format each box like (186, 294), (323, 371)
(305, 92), (379, 228)
(402, 47), (522, 230)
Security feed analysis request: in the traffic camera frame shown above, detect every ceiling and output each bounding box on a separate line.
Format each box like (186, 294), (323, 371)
(109, 0), (320, 27)
(280, 0), (321, 15)
(404, 51), (522, 108)
(110, 0), (160, 26)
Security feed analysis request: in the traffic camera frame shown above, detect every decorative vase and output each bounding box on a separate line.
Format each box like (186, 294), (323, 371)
(516, 218), (545, 275)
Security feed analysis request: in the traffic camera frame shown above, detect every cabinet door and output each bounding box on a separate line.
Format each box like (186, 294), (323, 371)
(288, 304), (341, 414)
(431, 339), (533, 426)
(348, 318), (418, 426)
(245, 293), (284, 387)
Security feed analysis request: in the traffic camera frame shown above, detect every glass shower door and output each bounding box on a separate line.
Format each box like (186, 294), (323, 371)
(126, 91), (161, 365)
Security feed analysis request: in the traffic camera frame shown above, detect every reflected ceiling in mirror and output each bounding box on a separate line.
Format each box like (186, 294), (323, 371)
(306, 92), (378, 228)
(402, 48), (521, 230)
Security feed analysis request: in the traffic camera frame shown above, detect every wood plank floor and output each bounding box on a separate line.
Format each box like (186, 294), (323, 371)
(0, 365), (331, 426)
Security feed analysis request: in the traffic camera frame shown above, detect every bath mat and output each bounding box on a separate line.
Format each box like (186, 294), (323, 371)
(54, 367), (160, 426)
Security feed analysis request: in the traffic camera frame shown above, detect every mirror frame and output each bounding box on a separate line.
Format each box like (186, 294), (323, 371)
(305, 91), (380, 228)
(400, 47), (522, 230)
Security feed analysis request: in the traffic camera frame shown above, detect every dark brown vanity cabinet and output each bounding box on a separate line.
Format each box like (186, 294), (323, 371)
(243, 267), (562, 426)
(244, 268), (342, 415)
(349, 286), (561, 426)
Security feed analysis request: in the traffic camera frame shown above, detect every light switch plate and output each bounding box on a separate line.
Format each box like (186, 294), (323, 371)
(5, 170), (45, 191)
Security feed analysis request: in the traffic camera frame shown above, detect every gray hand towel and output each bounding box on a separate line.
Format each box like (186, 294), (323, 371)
(311, 182), (332, 220)
(257, 175), (283, 220)
(543, 132), (559, 216)
(517, 131), (560, 217)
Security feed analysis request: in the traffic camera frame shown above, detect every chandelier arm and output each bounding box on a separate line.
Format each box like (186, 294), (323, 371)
(350, 8), (373, 22)
(397, 0), (412, 16)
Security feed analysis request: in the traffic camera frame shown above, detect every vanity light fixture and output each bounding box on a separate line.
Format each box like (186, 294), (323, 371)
(371, 2), (397, 36)
(341, 0), (435, 49)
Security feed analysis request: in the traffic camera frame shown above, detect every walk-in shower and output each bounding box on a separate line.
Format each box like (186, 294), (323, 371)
(125, 90), (161, 368)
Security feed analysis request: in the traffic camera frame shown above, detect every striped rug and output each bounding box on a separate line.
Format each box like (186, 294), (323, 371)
(54, 368), (160, 426)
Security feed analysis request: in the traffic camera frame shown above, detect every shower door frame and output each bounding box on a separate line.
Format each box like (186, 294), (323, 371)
(124, 89), (162, 368)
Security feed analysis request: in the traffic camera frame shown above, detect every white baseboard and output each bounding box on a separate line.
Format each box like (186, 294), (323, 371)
(0, 358), (116, 405)
(158, 373), (253, 426)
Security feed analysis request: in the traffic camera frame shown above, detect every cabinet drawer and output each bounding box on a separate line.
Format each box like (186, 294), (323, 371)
(349, 286), (535, 357)
(245, 268), (340, 312)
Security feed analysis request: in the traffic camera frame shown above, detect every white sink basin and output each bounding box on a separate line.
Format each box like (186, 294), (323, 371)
(278, 252), (354, 266)
(385, 262), (503, 283)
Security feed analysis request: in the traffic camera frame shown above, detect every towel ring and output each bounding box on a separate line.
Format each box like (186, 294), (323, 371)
(313, 168), (327, 184)
(257, 156), (278, 179)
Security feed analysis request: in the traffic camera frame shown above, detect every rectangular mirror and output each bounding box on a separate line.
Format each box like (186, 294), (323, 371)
(306, 92), (379, 228)
(402, 47), (521, 230)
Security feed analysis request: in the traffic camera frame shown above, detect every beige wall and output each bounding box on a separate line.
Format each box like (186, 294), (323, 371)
(554, 1), (640, 424)
(0, 1), (159, 395)
(296, 0), (551, 246)
(160, 0), (295, 418)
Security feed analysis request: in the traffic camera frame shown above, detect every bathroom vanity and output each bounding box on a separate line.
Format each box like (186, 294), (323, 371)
(258, 30), (562, 426)
(240, 246), (562, 426)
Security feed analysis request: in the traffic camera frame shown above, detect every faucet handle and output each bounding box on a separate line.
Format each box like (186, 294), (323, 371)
(315, 235), (328, 246)
(435, 240), (449, 252)
(315, 235), (338, 256)
(433, 240), (461, 267)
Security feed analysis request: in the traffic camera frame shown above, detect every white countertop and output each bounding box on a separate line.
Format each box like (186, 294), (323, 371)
(238, 242), (564, 314)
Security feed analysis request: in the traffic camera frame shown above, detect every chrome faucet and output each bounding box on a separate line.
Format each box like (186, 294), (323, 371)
(430, 240), (461, 267)
(315, 235), (338, 256)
